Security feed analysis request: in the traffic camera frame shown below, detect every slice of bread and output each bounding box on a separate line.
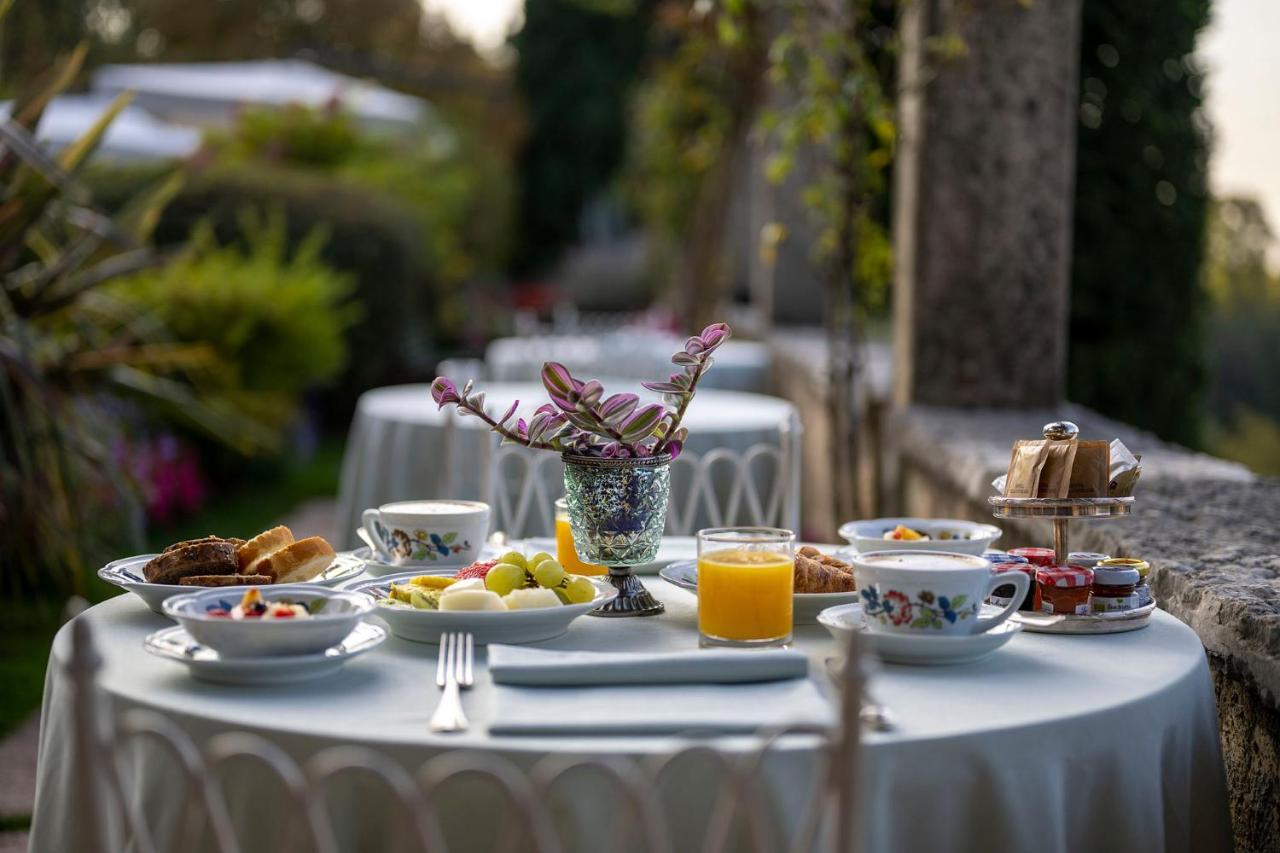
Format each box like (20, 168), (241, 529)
(245, 537), (336, 584)
(178, 574), (273, 587)
(235, 525), (294, 571)
(144, 541), (237, 584)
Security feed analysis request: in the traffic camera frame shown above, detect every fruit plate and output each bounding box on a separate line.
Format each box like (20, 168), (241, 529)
(817, 602), (1022, 666)
(1012, 600), (1156, 634)
(143, 622), (386, 685)
(98, 552), (367, 616)
(836, 518), (1002, 556)
(345, 571), (618, 645)
(658, 559), (859, 625)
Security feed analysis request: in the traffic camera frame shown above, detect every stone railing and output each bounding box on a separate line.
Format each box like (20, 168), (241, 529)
(886, 404), (1279, 853)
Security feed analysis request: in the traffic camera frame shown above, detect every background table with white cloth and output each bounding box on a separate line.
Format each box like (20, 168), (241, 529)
(32, 564), (1232, 853)
(334, 383), (801, 549)
(484, 334), (773, 392)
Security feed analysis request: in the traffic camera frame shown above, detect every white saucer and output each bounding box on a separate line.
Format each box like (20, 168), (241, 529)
(353, 544), (504, 578)
(143, 622), (386, 685)
(818, 603), (1022, 666)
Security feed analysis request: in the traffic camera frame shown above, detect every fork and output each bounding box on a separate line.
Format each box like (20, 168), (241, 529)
(429, 632), (474, 732)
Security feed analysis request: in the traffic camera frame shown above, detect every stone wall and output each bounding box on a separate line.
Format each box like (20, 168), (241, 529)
(888, 404), (1279, 853)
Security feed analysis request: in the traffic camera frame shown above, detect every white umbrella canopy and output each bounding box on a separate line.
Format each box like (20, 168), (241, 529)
(1, 93), (203, 161)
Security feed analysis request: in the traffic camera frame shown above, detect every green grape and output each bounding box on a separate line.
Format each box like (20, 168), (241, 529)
(498, 550), (527, 570)
(532, 559), (566, 589)
(527, 551), (555, 569)
(563, 576), (596, 604)
(552, 587), (572, 605)
(485, 562), (527, 596)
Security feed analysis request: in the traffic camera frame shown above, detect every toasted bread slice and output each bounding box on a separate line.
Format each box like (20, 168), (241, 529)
(144, 541), (237, 584)
(178, 574), (273, 587)
(162, 535), (245, 554)
(245, 537), (336, 584)
(236, 525), (294, 571)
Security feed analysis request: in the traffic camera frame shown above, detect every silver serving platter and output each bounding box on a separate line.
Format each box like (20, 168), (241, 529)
(1012, 599), (1156, 634)
(987, 496), (1134, 519)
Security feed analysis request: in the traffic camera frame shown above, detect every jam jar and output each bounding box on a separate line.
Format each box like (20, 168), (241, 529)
(990, 562), (1039, 611)
(1008, 547), (1057, 568)
(1090, 564), (1141, 612)
(1067, 551), (1110, 568)
(1038, 565), (1094, 615)
(1098, 557), (1151, 607)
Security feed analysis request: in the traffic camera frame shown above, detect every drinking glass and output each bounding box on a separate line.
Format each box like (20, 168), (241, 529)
(554, 498), (607, 577)
(697, 527), (796, 648)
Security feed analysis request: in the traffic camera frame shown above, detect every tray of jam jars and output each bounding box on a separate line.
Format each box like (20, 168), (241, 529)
(988, 549), (1155, 635)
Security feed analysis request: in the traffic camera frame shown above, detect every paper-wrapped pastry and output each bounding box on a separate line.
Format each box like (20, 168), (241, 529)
(1109, 439), (1142, 496)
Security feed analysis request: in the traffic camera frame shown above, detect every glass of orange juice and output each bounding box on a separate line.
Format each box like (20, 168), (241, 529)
(697, 527), (796, 648)
(554, 498), (607, 577)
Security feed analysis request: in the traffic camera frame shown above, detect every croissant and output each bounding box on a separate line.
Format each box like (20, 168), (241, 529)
(794, 546), (855, 593)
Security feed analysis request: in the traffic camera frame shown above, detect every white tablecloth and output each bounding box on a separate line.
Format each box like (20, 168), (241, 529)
(32, 576), (1231, 853)
(335, 383), (801, 548)
(486, 334), (773, 392)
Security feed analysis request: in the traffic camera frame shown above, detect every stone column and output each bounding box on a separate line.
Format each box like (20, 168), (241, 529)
(892, 0), (1083, 407)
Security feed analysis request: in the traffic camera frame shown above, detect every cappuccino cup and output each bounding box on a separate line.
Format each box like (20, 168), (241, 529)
(361, 500), (489, 567)
(851, 550), (1027, 636)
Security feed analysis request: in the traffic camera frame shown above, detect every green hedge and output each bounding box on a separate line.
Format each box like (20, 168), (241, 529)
(89, 163), (437, 422)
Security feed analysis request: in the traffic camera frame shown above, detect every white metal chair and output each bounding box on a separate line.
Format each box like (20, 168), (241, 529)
(483, 414), (802, 541)
(65, 616), (864, 853)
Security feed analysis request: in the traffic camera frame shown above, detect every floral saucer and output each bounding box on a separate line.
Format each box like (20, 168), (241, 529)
(143, 622), (386, 685)
(352, 544), (505, 578)
(818, 603), (1022, 666)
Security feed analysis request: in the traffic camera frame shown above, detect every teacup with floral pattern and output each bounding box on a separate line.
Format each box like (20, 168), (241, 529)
(851, 550), (1027, 636)
(361, 500), (490, 568)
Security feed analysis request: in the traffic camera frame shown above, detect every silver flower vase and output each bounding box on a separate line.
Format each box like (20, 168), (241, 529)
(562, 453), (671, 617)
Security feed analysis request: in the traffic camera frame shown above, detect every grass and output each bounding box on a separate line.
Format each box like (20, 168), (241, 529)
(0, 436), (345, 742)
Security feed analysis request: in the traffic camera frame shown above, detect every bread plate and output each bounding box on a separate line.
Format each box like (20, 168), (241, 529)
(658, 559), (859, 624)
(837, 518), (1002, 556)
(99, 552), (366, 616)
(345, 571), (618, 645)
(161, 584), (374, 658)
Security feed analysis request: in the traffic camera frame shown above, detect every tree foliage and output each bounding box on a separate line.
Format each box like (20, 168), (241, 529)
(1068, 0), (1212, 448)
(510, 0), (658, 275)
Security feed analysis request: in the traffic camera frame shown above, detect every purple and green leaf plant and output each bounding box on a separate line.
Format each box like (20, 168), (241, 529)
(429, 322), (731, 459)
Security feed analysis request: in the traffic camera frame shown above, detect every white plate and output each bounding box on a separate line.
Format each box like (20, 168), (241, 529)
(818, 602), (1022, 665)
(353, 544), (506, 578)
(837, 518), (1002, 556)
(143, 622), (386, 685)
(345, 571), (618, 645)
(98, 552), (367, 616)
(658, 559), (859, 625)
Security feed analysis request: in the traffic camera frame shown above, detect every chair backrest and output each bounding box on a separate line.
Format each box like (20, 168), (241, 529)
(485, 420), (802, 541)
(67, 618), (864, 853)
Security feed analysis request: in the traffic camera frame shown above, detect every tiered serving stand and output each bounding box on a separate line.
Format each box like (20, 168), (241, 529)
(987, 422), (1152, 634)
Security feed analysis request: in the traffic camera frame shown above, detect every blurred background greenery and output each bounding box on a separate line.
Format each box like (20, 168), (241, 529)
(3, 0), (1278, 599)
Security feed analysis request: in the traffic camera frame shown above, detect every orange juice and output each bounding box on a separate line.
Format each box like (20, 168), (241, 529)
(697, 548), (793, 642)
(555, 515), (607, 576)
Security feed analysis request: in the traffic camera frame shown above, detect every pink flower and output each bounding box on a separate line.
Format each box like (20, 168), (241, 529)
(885, 590), (913, 626)
(431, 378), (460, 408)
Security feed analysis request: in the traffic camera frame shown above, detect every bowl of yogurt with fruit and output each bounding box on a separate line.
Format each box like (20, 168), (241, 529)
(837, 518), (1002, 556)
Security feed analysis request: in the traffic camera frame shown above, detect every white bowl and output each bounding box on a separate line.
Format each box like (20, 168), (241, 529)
(98, 553), (367, 615)
(161, 585), (374, 658)
(345, 571), (618, 645)
(837, 518), (1002, 556)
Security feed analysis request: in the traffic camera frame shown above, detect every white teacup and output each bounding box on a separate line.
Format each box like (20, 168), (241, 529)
(361, 500), (490, 568)
(851, 550), (1028, 636)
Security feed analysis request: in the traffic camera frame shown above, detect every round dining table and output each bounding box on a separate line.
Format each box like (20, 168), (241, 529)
(334, 383), (801, 549)
(31, 543), (1232, 853)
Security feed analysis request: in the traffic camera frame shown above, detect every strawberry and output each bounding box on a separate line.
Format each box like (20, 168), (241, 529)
(454, 559), (498, 580)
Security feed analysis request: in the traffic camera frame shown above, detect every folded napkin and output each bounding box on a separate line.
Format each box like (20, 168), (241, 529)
(486, 646), (833, 736)
(487, 645), (809, 686)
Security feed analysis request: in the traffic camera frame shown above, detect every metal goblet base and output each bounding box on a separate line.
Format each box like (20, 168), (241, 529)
(590, 566), (665, 617)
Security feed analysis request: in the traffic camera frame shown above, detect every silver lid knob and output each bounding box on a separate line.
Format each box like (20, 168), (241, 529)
(1043, 421), (1079, 441)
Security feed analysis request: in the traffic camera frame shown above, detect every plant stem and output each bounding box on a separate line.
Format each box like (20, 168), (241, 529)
(461, 403), (558, 451)
(653, 360), (705, 454)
